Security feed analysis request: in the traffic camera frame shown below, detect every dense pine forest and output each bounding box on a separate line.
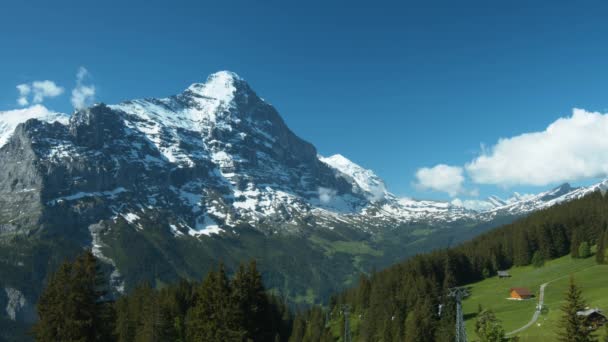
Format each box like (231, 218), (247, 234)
(33, 252), (292, 342)
(31, 191), (608, 341)
(292, 191), (608, 341)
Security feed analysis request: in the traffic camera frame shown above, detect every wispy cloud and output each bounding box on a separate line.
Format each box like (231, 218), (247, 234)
(71, 67), (96, 110)
(318, 187), (337, 204)
(16, 81), (64, 106)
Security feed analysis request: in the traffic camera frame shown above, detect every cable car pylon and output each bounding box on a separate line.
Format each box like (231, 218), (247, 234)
(448, 287), (469, 342)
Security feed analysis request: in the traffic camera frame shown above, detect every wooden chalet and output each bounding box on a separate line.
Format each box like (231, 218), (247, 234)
(509, 287), (533, 300)
(577, 308), (607, 330)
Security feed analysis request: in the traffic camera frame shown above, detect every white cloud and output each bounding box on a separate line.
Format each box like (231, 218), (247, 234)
(415, 164), (465, 197)
(71, 85), (95, 109)
(0, 105), (68, 147)
(0, 104), (54, 125)
(318, 187), (337, 204)
(31, 81), (64, 103)
(16, 81), (63, 106)
(466, 108), (608, 186)
(17, 97), (29, 106)
(71, 67), (96, 110)
(16, 84), (30, 106)
(450, 198), (495, 211)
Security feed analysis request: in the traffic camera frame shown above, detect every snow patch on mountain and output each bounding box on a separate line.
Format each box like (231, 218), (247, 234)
(89, 223), (125, 294)
(47, 187), (128, 206)
(186, 70), (239, 117)
(320, 154), (388, 201)
(0, 105), (69, 148)
(190, 215), (224, 237)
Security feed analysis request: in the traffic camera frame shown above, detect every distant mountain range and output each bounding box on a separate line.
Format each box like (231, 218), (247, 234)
(1, 71), (606, 338)
(480, 181), (608, 216)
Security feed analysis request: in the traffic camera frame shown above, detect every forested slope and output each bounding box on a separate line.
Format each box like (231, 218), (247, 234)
(291, 191), (608, 341)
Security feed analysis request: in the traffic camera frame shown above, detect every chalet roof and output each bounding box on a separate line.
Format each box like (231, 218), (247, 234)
(510, 287), (532, 296)
(577, 308), (605, 317)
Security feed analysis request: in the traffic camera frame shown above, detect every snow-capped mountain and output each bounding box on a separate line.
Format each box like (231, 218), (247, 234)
(2, 70), (607, 243)
(319, 154), (389, 202)
(1, 71), (607, 326)
(480, 181), (608, 218)
(3, 72), (601, 238)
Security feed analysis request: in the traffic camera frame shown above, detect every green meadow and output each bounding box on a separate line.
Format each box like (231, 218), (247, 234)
(462, 254), (608, 341)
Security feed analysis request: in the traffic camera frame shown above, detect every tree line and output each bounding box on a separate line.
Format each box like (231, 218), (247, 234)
(33, 252), (292, 341)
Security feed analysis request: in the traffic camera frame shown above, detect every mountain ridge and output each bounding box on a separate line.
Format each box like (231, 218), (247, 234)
(2, 72), (603, 225)
(2, 71), (607, 241)
(2, 71), (607, 238)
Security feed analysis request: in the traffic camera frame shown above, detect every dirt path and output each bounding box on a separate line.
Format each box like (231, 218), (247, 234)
(505, 264), (598, 336)
(506, 283), (547, 336)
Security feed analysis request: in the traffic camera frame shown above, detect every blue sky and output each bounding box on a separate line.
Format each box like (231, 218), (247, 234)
(2, 0), (608, 203)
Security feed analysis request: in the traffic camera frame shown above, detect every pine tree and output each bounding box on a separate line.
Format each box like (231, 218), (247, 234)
(303, 306), (327, 342)
(551, 223), (570, 256)
(288, 315), (306, 342)
(231, 260), (274, 341)
(558, 277), (595, 342)
(531, 251), (545, 268)
(579, 242), (592, 259)
(513, 230), (532, 265)
(597, 230), (606, 264)
(355, 274), (371, 312)
(115, 296), (134, 342)
(34, 250), (114, 342)
(404, 298), (436, 342)
(186, 264), (243, 341)
(133, 284), (160, 342)
(34, 262), (74, 341)
(604, 231), (608, 263)
(434, 297), (456, 342)
(482, 267), (491, 278)
(571, 230), (582, 258)
(475, 309), (506, 342)
(442, 253), (457, 290)
(170, 279), (193, 342)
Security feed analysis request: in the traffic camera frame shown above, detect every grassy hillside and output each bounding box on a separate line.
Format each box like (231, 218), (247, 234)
(463, 254), (608, 341)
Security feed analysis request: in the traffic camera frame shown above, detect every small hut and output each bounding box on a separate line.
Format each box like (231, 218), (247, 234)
(509, 287), (533, 300)
(577, 308), (607, 330)
(497, 270), (511, 278)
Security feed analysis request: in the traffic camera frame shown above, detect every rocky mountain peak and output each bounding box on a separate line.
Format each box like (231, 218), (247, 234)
(320, 154), (388, 202)
(540, 182), (575, 201)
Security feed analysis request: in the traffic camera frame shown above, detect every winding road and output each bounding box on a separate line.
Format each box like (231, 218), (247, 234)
(506, 283), (548, 336)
